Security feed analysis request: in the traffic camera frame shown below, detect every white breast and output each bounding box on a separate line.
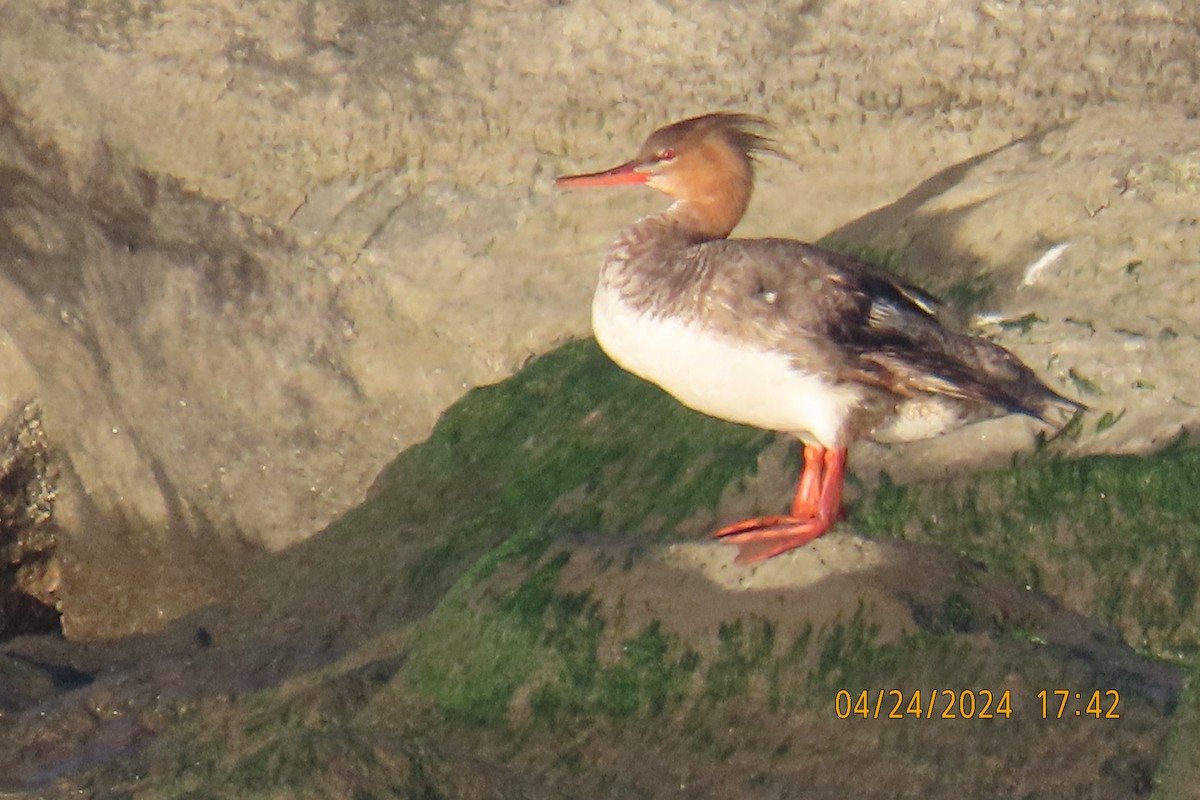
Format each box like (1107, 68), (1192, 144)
(592, 287), (862, 447)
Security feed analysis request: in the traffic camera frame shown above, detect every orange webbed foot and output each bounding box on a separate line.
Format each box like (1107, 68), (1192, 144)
(713, 516), (832, 563)
(711, 444), (847, 563)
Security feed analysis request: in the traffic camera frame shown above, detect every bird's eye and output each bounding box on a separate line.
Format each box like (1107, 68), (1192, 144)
(656, 148), (676, 161)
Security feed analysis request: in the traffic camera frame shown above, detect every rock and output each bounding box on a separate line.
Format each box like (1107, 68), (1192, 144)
(0, 339), (1189, 794)
(0, 402), (60, 639)
(0, 0), (1198, 637)
(832, 105), (1200, 483)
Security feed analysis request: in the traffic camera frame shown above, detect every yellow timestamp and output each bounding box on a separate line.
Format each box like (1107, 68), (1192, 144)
(834, 689), (1013, 720)
(1037, 689), (1120, 719)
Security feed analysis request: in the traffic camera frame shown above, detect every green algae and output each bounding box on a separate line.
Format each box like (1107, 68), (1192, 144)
(365, 335), (1195, 795)
(1095, 409), (1126, 433)
(704, 618), (776, 701)
(939, 592), (976, 634)
(851, 440), (1200, 656)
(411, 553), (703, 726)
(345, 277), (1199, 674)
(996, 312), (1047, 334)
(532, 615), (700, 720)
(367, 339), (768, 607)
(406, 603), (544, 725)
(376, 336), (1193, 764)
(1153, 661), (1200, 800)
(377, 338), (766, 726)
(941, 273), (996, 311)
(404, 542), (571, 725)
(58, 334), (1199, 797)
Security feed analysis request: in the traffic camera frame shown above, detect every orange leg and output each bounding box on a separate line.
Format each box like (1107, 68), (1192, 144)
(712, 445), (847, 563)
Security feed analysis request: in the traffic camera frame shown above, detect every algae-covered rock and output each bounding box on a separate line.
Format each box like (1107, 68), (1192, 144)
(0, 340), (1195, 798)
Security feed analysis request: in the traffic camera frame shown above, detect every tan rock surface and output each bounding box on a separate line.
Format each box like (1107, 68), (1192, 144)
(0, 0), (1198, 635)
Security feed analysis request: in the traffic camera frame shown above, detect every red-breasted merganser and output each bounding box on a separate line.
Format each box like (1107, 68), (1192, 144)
(555, 112), (1082, 563)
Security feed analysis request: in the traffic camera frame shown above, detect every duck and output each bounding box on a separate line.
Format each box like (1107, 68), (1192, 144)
(555, 112), (1082, 563)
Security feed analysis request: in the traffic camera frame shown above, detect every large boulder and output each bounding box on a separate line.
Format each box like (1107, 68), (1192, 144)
(0, 0), (1197, 637)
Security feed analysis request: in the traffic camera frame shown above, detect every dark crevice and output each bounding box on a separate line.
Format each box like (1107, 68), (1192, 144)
(0, 402), (61, 642)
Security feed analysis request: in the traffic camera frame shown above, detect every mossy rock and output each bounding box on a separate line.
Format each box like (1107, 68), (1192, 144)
(4, 338), (1198, 799)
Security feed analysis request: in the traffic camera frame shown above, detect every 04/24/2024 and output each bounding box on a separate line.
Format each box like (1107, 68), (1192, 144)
(834, 689), (1121, 720)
